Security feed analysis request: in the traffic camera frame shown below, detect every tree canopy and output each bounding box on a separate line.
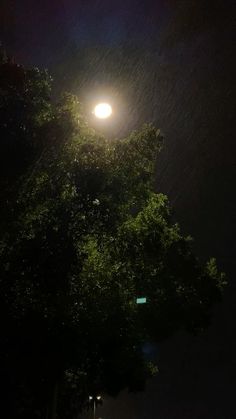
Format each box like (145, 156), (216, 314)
(0, 59), (225, 419)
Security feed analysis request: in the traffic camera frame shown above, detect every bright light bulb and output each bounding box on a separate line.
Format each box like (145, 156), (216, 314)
(94, 103), (112, 119)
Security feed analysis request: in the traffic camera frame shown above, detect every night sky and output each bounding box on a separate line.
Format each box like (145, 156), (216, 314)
(1, 1), (236, 418)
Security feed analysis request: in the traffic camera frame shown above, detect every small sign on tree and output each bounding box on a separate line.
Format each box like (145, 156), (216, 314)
(136, 297), (147, 304)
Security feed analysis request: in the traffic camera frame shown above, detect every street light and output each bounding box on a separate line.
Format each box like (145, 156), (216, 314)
(93, 103), (112, 119)
(89, 395), (102, 419)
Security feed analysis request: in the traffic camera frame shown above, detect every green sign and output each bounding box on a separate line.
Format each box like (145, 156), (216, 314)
(136, 297), (147, 304)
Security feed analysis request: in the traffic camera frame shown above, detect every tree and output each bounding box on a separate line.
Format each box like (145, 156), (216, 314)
(0, 64), (225, 418)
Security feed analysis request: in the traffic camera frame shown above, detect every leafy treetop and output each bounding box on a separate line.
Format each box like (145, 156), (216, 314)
(0, 61), (226, 419)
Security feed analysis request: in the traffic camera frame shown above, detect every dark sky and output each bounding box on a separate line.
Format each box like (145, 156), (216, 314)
(1, 0), (168, 63)
(1, 1), (236, 418)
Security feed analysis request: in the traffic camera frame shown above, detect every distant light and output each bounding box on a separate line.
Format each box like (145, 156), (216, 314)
(94, 103), (112, 119)
(96, 395), (102, 400)
(89, 396), (93, 400)
(136, 297), (147, 304)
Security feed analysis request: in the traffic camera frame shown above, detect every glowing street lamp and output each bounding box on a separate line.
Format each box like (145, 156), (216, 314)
(93, 103), (112, 119)
(89, 395), (102, 419)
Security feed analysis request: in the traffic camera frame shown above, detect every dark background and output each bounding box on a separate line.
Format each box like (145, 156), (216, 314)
(1, 1), (235, 417)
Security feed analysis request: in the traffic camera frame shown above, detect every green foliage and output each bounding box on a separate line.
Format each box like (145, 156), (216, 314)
(0, 63), (52, 176)
(0, 62), (225, 418)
